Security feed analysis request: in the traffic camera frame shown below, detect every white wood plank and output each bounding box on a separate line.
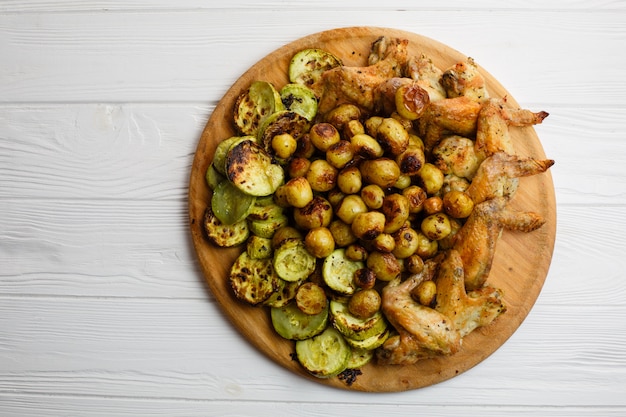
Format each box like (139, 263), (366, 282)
(0, 395), (624, 417)
(1, 104), (625, 204)
(0, 296), (624, 406)
(1, 0), (624, 12)
(0, 10), (624, 105)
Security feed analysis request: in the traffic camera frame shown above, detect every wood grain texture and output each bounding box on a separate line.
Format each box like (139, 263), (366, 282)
(188, 26), (556, 392)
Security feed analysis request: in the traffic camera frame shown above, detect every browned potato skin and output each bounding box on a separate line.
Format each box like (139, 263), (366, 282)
(354, 267), (376, 289)
(403, 185), (427, 214)
(293, 196), (333, 229)
(421, 212), (452, 241)
(396, 145), (426, 176)
(287, 157), (311, 178)
(328, 219), (357, 247)
(309, 122), (341, 152)
(348, 288), (382, 319)
(367, 251), (401, 282)
(411, 280), (437, 306)
(345, 244), (369, 262)
(326, 140), (355, 169)
(335, 194), (368, 225)
(304, 227), (336, 258)
(404, 253), (425, 274)
(306, 159), (338, 193)
(272, 226), (303, 249)
(351, 211), (386, 240)
(381, 193), (410, 234)
(361, 184), (385, 209)
(325, 103), (361, 131)
(376, 117), (409, 156)
(423, 196), (443, 215)
(373, 232), (396, 253)
(392, 226), (420, 259)
(296, 282), (328, 315)
(443, 190), (474, 219)
(360, 158), (401, 188)
(337, 166), (362, 194)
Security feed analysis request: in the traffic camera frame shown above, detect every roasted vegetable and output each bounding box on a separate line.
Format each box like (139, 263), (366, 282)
(329, 300), (388, 341)
(280, 83), (318, 121)
(225, 139), (285, 197)
(273, 238), (316, 282)
(229, 251), (280, 305)
(234, 81), (284, 136)
(202, 206), (249, 248)
(211, 179), (256, 225)
(271, 301), (329, 340)
(289, 48), (342, 87)
(322, 248), (364, 295)
(295, 326), (350, 378)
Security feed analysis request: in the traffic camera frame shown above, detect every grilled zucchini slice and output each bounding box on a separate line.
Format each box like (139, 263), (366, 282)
(229, 251), (280, 305)
(346, 347), (374, 369)
(257, 110), (311, 154)
(202, 206), (249, 248)
(289, 48), (342, 87)
(248, 214), (289, 239)
(344, 326), (391, 351)
(225, 139), (285, 197)
(246, 235), (273, 259)
(205, 163), (225, 190)
(329, 300), (388, 341)
(212, 135), (253, 175)
(271, 300), (328, 340)
(262, 278), (300, 308)
(280, 83), (318, 121)
(211, 180), (256, 225)
(273, 238), (317, 282)
(322, 248), (364, 295)
(295, 326), (350, 378)
(234, 80), (284, 136)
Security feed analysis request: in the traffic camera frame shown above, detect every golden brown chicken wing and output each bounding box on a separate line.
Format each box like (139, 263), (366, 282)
(441, 58), (490, 103)
(452, 196), (546, 290)
(434, 249), (506, 337)
(312, 37), (409, 115)
(376, 261), (462, 365)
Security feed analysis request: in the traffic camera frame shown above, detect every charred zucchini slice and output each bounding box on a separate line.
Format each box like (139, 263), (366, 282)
(246, 235), (273, 259)
(345, 347), (374, 369)
(229, 251), (280, 305)
(205, 163), (225, 190)
(271, 300), (329, 340)
(257, 110), (311, 154)
(329, 300), (388, 341)
(248, 214), (289, 239)
(344, 326), (391, 351)
(280, 83), (318, 121)
(211, 180), (256, 225)
(262, 278), (300, 308)
(322, 249), (364, 295)
(234, 80), (284, 136)
(212, 135), (253, 175)
(295, 326), (350, 378)
(225, 139), (285, 197)
(273, 238), (317, 282)
(202, 206), (249, 248)
(289, 48), (342, 87)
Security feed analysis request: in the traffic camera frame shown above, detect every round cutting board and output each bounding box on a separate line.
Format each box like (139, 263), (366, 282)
(188, 27), (556, 392)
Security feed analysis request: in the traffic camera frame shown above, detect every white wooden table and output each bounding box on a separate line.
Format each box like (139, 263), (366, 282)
(1, 2), (625, 416)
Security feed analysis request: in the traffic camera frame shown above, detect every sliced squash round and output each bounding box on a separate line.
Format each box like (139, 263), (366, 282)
(280, 83), (319, 121)
(344, 326), (391, 351)
(211, 180), (256, 225)
(202, 206), (249, 248)
(262, 278), (300, 308)
(271, 300), (328, 340)
(225, 139), (285, 197)
(289, 48), (343, 87)
(295, 326), (350, 378)
(205, 163), (225, 190)
(257, 110), (311, 154)
(273, 238), (316, 282)
(329, 300), (388, 341)
(212, 135), (253, 175)
(234, 80), (284, 136)
(248, 214), (289, 239)
(229, 251), (280, 305)
(345, 347), (374, 369)
(322, 248), (364, 295)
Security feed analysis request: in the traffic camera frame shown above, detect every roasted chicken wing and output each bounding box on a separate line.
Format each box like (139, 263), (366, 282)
(376, 261), (461, 365)
(452, 196), (546, 290)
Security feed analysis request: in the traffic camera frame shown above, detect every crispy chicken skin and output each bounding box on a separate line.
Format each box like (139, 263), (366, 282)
(406, 53), (447, 102)
(475, 97), (549, 160)
(452, 196), (546, 290)
(418, 96), (482, 151)
(441, 58), (489, 103)
(377, 261), (462, 365)
(466, 151), (555, 204)
(435, 249), (506, 337)
(312, 37), (409, 115)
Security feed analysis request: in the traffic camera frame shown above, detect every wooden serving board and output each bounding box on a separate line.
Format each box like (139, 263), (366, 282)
(188, 27), (556, 392)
